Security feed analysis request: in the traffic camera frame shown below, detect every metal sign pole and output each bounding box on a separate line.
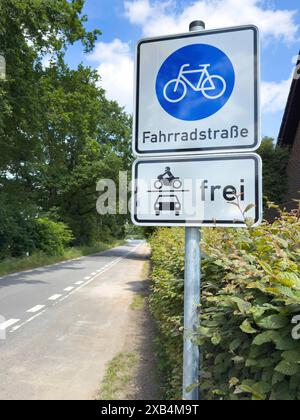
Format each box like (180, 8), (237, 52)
(182, 19), (205, 402)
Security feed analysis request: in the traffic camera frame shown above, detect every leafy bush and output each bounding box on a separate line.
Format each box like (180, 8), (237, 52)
(149, 208), (300, 400)
(33, 218), (74, 256)
(0, 203), (74, 259)
(0, 199), (38, 258)
(149, 228), (185, 399)
(257, 138), (289, 205)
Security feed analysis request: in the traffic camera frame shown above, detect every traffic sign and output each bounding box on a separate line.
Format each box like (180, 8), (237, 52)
(133, 25), (260, 156)
(132, 154), (262, 227)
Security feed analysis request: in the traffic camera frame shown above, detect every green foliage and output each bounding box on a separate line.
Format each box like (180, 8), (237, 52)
(149, 209), (300, 400)
(33, 218), (73, 256)
(0, 238), (123, 277)
(257, 137), (289, 205)
(149, 228), (185, 399)
(0, 0), (131, 256)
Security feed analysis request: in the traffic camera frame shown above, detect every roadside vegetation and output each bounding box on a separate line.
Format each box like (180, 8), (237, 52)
(99, 352), (139, 400)
(0, 1), (131, 266)
(130, 294), (146, 311)
(257, 137), (289, 207)
(149, 205), (300, 400)
(0, 238), (123, 277)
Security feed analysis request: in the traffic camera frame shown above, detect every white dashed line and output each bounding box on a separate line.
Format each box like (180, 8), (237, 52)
(10, 325), (21, 332)
(84, 276), (91, 280)
(90, 272), (97, 276)
(0, 319), (20, 330)
(48, 294), (62, 301)
(27, 305), (45, 313)
(8, 243), (142, 335)
(10, 308), (48, 333)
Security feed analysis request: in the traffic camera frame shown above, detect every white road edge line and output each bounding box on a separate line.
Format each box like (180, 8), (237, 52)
(0, 319), (20, 330)
(10, 308), (48, 333)
(56, 245), (142, 305)
(9, 243), (142, 333)
(48, 294), (62, 301)
(27, 305), (45, 313)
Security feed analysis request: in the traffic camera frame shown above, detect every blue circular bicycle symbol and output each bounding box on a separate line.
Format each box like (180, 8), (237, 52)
(155, 44), (235, 121)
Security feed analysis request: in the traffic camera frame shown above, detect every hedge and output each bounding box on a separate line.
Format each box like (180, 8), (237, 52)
(0, 214), (73, 259)
(33, 218), (74, 256)
(149, 207), (300, 400)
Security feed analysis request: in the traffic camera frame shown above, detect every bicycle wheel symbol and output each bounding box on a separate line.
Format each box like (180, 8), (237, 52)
(202, 76), (226, 99)
(163, 79), (187, 103)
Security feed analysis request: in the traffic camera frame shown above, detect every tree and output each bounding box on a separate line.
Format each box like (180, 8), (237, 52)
(0, 1), (132, 256)
(0, 0), (100, 174)
(257, 137), (289, 205)
(35, 61), (131, 244)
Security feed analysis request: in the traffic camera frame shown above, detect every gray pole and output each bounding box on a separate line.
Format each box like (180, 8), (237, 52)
(182, 19), (205, 401)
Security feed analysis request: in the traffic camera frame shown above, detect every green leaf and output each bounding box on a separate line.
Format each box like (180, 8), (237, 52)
(256, 315), (288, 330)
(211, 332), (221, 346)
(275, 361), (300, 376)
(259, 261), (273, 275)
(240, 320), (257, 334)
(231, 297), (252, 314)
(229, 338), (243, 351)
(236, 380), (270, 400)
(282, 351), (300, 364)
(276, 272), (300, 288)
(272, 371), (285, 386)
(274, 336), (299, 351)
(253, 330), (280, 346)
(243, 204), (255, 214)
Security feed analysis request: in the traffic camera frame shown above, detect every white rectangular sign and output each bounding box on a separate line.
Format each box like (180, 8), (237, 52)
(133, 25), (260, 156)
(132, 154), (262, 227)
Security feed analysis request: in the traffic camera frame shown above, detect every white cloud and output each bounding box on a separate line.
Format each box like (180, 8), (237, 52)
(124, 0), (299, 44)
(41, 54), (52, 69)
(87, 1), (298, 113)
(261, 55), (298, 114)
(88, 39), (134, 112)
(261, 78), (291, 113)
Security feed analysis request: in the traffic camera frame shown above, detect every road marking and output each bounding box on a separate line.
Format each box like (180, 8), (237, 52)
(10, 325), (21, 332)
(90, 272), (97, 276)
(56, 251), (140, 305)
(48, 294), (62, 301)
(75, 281), (84, 285)
(84, 276), (91, 280)
(64, 287), (74, 292)
(9, 243), (143, 334)
(10, 308), (48, 333)
(0, 319), (20, 330)
(27, 305), (45, 313)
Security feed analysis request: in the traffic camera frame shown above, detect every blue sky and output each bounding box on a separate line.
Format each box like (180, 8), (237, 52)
(64, 0), (300, 140)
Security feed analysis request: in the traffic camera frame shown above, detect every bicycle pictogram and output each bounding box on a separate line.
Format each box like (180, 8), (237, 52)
(163, 63), (226, 103)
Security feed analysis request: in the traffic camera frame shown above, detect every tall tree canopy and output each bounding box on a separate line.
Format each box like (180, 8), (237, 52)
(0, 0), (132, 257)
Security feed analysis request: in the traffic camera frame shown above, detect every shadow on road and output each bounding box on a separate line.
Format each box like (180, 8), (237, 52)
(0, 241), (145, 289)
(0, 278), (46, 289)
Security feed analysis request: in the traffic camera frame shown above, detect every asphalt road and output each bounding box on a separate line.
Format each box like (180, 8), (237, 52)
(0, 240), (149, 400)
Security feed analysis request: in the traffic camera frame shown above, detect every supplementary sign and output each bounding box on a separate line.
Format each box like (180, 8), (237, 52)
(132, 154), (262, 227)
(133, 25), (260, 156)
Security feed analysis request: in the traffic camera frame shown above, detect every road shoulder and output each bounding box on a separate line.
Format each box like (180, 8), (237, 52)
(99, 261), (164, 400)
